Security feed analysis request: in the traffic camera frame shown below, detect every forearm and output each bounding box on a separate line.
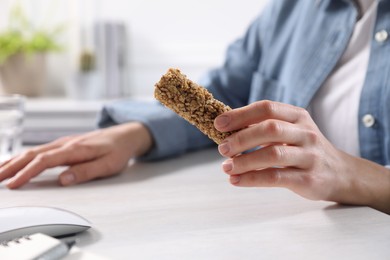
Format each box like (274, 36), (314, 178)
(98, 99), (212, 160)
(335, 152), (390, 214)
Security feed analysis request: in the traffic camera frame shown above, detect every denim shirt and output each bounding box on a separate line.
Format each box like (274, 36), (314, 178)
(98, 0), (390, 166)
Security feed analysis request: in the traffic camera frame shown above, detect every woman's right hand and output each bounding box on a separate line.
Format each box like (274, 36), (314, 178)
(0, 122), (153, 189)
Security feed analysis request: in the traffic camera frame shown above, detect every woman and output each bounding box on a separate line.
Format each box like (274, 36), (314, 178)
(1, 0), (389, 214)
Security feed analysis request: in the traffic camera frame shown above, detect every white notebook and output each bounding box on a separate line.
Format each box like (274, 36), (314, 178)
(0, 233), (109, 260)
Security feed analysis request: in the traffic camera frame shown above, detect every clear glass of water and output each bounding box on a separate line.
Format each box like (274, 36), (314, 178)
(0, 95), (25, 163)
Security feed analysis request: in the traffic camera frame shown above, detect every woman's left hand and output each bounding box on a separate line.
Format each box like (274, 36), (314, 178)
(214, 100), (390, 213)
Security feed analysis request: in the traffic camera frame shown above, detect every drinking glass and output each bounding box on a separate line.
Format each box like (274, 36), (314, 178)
(0, 95), (25, 162)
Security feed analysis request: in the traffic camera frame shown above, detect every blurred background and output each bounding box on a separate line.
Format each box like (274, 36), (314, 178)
(0, 0), (268, 144)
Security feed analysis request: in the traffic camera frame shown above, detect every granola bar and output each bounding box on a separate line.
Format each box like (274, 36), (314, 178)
(154, 68), (234, 144)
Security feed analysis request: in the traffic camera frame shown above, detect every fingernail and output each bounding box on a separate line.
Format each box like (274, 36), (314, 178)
(215, 115), (230, 128)
(5, 178), (15, 188)
(222, 159), (233, 172)
(61, 172), (76, 186)
(230, 175), (241, 184)
(218, 141), (230, 155)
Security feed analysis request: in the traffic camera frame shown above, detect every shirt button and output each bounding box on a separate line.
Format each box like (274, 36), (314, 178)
(375, 30), (388, 43)
(362, 114), (375, 128)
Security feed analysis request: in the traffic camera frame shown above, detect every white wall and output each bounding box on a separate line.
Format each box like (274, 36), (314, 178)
(0, 0), (269, 98)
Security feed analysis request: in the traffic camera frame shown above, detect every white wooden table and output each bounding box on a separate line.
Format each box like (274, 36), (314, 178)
(1, 148), (389, 260)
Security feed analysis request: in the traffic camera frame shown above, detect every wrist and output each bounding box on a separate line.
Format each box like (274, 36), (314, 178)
(131, 122), (154, 157)
(111, 122), (154, 158)
(128, 122), (153, 157)
(336, 153), (390, 214)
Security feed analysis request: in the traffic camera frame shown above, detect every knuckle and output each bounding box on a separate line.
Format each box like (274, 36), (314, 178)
(297, 107), (311, 121)
(306, 150), (317, 163)
(67, 140), (83, 149)
(302, 173), (316, 187)
(68, 140), (94, 153)
(263, 120), (283, 136)
(268, 146), (285, 163)
(21, 149), (36, 160)
(306, 130), (320, 144)
(258, 100), (277, 117)
(34, 153), (49, 166)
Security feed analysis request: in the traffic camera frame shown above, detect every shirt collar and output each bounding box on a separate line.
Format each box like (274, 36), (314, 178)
(316, 0), (362, 20)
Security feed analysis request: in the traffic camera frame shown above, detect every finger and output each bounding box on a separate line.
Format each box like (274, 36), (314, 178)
(0, 138), (71, 182)
(215, 100), (310, 132)
(222, 145), (313, 175)
(5, 144), (103, 189)
(218, 120), (315, 157)
(59, 156), (125, 186)
(228, 167), (301, 188)
(0, 158), (12, 168)
(229, 168), (327, 200)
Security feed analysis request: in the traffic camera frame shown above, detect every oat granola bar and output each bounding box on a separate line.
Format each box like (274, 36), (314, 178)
(154, 68), (234, 144)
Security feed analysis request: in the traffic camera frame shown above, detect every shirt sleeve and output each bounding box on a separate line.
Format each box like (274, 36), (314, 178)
(96, 1), (281, 161)
(97, 99), (214, 161)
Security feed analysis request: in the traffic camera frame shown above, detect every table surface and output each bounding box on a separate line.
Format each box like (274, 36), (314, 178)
(1, 148), (389, 260)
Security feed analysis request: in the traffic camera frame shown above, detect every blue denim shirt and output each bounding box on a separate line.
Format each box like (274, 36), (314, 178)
(98, 0), (390, 166)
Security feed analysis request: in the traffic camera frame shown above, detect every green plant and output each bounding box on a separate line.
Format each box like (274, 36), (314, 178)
(0, 5), (63, 65)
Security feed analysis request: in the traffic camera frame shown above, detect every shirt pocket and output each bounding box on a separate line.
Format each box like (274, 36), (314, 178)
(248, 71), (285, 103)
